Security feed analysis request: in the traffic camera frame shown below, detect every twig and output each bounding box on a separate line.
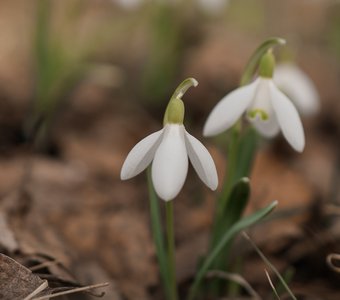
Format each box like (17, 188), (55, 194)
(264, 269), (280, 300)
(207, 270), (261, 299)
(324, 204), (340, 216)
(326, 253), (340, 273)
(32, 282), (109, 300)
(30, 260), (60, 272)
(243, 232), (297, 300)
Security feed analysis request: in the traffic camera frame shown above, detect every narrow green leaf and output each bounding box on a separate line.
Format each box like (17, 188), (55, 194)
(211, 177), (250, 248)
(243, 232), (297, 300)
(147, 168), (172, 300)
(223, 177), (251, 225)
(240, 37), (286, 86)
(188, 201), (278, 300)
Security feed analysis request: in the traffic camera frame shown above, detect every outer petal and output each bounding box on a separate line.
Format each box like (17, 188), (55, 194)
(274, 63), (319, 116)
(250, 114), (280, 138)
(184, 130), (218, 190)
(269, 82), (305, 152)
(203, 79), (259, 136)
(120, 129), (163, 180)
(152, 125), (188, 201)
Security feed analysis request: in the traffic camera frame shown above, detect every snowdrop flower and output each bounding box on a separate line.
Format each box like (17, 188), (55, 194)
(203, 51), (305, 152)
(114, 0), (143, 10)
(197, 0), (230, 15)
(121, 78), (218, 201)
(274, 62), (320, 116)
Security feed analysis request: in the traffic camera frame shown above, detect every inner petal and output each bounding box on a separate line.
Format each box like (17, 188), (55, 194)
(247, 78), (274, 122)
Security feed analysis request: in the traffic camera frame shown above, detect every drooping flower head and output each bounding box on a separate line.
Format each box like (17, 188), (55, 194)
(203, 50), (305, 152)
(121, 78), (218, 201)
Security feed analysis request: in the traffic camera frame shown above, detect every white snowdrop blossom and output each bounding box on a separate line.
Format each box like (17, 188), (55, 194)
(121, 79), (218, 201)
(114, 0), (143, 10)
(274, 63), (320, 116)
(203, 52), (305, 152)
(197, 0), (230, 15)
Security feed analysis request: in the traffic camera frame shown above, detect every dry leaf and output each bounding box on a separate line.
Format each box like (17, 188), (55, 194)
(0, 253), (48, 300)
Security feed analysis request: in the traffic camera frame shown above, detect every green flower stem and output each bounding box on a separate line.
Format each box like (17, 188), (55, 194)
(147, 169), (172, 300)
(165, 201), (178, 300)
(218, 124), (241, 217)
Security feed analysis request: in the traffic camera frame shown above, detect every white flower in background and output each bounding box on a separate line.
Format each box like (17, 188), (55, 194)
(274, 63), (320, 116)
(114, 0), (143, 10)
(197, 0), (230, 14)
(203, 51), (305, 152)
(121, 78), (218, 201)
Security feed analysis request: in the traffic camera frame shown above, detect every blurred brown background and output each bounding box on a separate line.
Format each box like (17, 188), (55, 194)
(0, 0), (340, 299)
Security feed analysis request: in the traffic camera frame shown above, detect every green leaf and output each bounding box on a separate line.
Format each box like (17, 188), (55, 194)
(211, 177), (250, 248)
(223, 178), (251, 225)
(187, 200), (278, 300)
(147, 168), (172, 300)
(240, 37), (286, 86)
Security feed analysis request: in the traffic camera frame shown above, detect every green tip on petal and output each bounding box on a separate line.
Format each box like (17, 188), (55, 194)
(248, 109), (269, 121)
(259, 50), (276, 78)
(163, 78), (198, 125)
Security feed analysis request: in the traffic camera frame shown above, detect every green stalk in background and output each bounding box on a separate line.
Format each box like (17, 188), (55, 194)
(28, 0), (115, 151)
(141, 2), (183, 104)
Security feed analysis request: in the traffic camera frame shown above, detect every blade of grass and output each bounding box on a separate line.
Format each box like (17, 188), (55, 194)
(264, 269), (281, 300)
(276, 267), (295, 296)
(209, 177), (250, 296)
(211, 177), (250, 248)
(207, 270), (262, 300)
(243, 232), (297, 300)
(187, 200), (278, 300)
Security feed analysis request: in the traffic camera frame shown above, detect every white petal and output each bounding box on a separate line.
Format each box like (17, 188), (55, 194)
(115, 0), (143, 10)
(152, 125), (188, 201)
(197, 0), (229, 14)
(184, 131), (218, 190)
(274, 63), (319, 116)
(120, 129), (163, 180)
(249, 114), (280, 138)
(203, 79), (259, 136)
(269, 82), (305, 152)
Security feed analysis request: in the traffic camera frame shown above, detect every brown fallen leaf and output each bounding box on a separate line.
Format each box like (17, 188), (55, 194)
(0, 211), (18, 252)
(0, 253), (48, 300)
